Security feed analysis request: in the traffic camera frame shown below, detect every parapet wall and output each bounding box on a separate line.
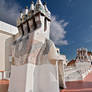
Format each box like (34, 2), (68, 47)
(65, 62), (91, 81)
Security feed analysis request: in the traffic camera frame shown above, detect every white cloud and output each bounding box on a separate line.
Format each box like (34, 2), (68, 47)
(0, 0), (20, 25)
(85, 39), (92, 43)
(0, 0), (68, 46)
(50, 16), (68, 46)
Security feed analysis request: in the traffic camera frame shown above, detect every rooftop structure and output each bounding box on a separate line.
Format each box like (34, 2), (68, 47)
(8, 0), (67, 92)
(65, 48), (92, 82)
(0, 21), (18, 80)
(0, 21), (18, 35)
(17, 0), (51, 27)
(76, 48), (92, 62)
(67, 48), (92, 67)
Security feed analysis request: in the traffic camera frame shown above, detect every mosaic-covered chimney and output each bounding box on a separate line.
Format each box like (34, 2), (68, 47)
(76, 48), (89, 62)
(17, 0), (51, 40)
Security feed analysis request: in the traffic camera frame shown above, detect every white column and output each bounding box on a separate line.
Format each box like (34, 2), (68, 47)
(56, 61), (59, 87)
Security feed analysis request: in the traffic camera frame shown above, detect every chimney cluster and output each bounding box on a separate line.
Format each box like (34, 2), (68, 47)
(17, 0), (51, 26)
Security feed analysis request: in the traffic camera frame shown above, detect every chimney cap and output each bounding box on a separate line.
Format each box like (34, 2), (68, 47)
(43, 1), (47, 5)
(31, 1), (34, 4)
(25, 6), (28, 9)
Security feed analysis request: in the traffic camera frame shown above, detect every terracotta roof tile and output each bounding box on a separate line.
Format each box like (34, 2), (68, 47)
(67, 59), (76, 66)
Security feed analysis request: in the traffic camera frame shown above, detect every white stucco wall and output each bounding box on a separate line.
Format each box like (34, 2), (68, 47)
(0, 21), (18, 35)
(34, 15), (50, 43)
(33, 64), (59, 92)
(5, 37), (13, 71)
(0, 33), (12, 71)
(0, 21), (18, 78)
(9, 64), (59, 92)
(8, 65), (27, 92)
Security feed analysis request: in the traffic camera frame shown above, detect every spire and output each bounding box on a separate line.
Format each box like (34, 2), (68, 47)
(30, 1), (34, 11)
(25, 6), (29, 15)
(36, 0), (43, 6)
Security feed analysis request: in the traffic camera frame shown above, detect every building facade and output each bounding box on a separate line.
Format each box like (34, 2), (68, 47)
(0, 21), (18, 78)
(65, 48), (92, 82)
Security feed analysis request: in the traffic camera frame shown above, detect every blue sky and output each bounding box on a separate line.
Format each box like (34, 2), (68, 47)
(0, 0), (92, 61)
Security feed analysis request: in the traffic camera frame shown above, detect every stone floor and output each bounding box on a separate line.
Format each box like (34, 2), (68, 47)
(1, 72), (92, 92)
(0, 80), (9, 92)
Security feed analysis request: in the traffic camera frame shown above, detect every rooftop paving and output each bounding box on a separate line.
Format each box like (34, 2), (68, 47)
(0, 80), (9, 92)
(61, 71), (92, 92)
(0, 72), (92, 92)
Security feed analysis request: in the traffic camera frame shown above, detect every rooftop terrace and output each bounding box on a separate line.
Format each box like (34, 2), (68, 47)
(1, 71), (92, 92)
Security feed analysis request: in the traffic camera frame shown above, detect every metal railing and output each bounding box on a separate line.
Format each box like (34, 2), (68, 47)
(0, 71), (4, 80)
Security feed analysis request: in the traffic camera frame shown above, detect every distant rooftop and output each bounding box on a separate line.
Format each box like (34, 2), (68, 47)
(0, 21), (18, 35)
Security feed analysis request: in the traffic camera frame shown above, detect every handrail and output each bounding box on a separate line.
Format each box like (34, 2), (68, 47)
(0, 71), (4, 80)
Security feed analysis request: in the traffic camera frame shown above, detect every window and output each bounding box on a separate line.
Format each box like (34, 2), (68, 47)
(44, 18), (47, 31)
(33, 17), (37, 30)
(27, 21), (30, 33)
(35, 14), (41, 28)
(18, 25), (24, 36)
(23, 22), (28, 35)
(28, 19), (34, 31)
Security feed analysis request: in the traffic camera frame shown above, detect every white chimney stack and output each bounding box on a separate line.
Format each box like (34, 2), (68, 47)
(20, 11), (23, 19)
(25, 6), (29, 15)
(30, 1), (34, 11)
